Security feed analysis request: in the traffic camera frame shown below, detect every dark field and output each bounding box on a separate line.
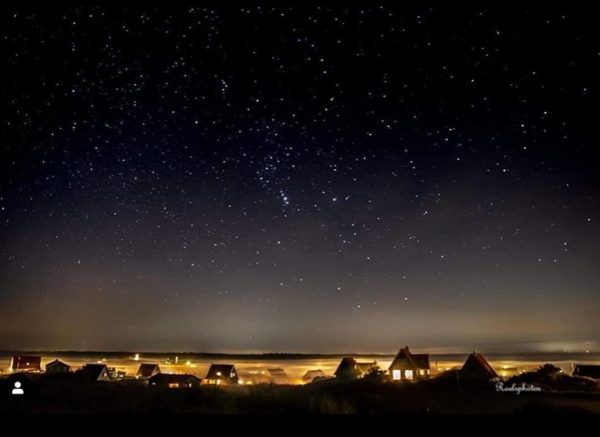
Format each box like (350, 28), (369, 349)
(2, 375), (599, 414)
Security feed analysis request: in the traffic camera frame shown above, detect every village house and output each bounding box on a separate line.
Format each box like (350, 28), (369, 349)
(204, 364), (239, 386)
(10, 356), (42, 373)
(268, 368), (291, 385)
(240, 369), (270, 386)
(45, 360), (71, 375)
(149, 374), (202, 389)
(573, 365), (600, 380)
(79, 364), (111, 382)
(334, 358), (378, 380)
(109, 368), (127, 380)
(388, 347), (431, 381)
(303, 370), (330, 384)
(136, 364), (162, 380)
(459, 353), (500, 383)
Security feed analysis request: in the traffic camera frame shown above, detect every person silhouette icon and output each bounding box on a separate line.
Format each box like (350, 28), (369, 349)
(12, 382), (25, 396)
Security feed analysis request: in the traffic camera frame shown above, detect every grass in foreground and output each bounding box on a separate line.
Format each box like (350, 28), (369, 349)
(2, 372), (600, 414)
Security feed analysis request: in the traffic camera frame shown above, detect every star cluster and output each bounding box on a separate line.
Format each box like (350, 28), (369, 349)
(0, 7), (599, 353)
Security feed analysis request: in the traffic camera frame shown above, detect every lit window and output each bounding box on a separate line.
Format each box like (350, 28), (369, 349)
(216, 372), (222, 377)
(405, 371), (414, 381)
(393, 370), (402, 381)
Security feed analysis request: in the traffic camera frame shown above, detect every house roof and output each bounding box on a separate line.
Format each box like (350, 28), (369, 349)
(46, 360), (71, 368)
(11, 356), (42, 371)
(303, 370), (328, 380)
(335, 358), (377, 377)
(412, 354), (431, 370)
(268, 369), (288, 378)
(206, 364), (237, 380)
(81, 364), (110, 382)
(335, 358), (359, 377)
(357, 363), (377, 374)
(137, 364), (161, 378)
(389, 348), (431, 371)
(149, 374), (201, 385)
(460, 353), (499, 380)
(574, 365), (600, 380)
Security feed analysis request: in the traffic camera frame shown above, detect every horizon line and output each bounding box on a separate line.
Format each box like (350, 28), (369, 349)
(1, 349), (598, 357)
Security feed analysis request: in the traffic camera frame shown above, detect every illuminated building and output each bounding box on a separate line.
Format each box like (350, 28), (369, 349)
(148, 374), (201, 389)
(388, 348), (431, 381)
(204, 364), (239, 386)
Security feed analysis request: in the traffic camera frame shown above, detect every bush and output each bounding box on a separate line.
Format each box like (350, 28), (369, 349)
(509, 364), (600, 393)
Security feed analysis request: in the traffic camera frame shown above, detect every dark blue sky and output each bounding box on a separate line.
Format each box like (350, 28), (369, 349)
(0, 7), (599, 353)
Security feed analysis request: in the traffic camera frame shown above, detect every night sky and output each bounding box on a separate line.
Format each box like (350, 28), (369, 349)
(1, 7), (599, 354)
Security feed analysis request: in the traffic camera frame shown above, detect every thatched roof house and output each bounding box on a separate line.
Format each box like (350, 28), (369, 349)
(334, 358), (378, 380)
(389, 347), (431, 381)
(204, 364), (239, 386)
(460, 353), (499, 381)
